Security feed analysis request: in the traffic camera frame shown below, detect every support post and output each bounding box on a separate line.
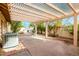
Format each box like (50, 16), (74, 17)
(45, 22), (49, 38)
(73, 14), (78, 46)
(7, 22), (11, 32)
(34, 24), (37, 36)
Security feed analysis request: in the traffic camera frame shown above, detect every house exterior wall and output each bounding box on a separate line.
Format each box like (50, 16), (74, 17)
(0, 11), (11, 43)
(0, 18), (1, 42)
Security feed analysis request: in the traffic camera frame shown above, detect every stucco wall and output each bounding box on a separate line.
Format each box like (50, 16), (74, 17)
(50, 28), (73, 39)
(0, 11), (8, 43)
(0, 16), (1, 43)
(56, 28), (73, 39)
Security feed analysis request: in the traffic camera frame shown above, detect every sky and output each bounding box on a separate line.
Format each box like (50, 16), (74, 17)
(23, 16), (79, 27)
(62, 16), (74, 26)
(23, 22), (30, 27)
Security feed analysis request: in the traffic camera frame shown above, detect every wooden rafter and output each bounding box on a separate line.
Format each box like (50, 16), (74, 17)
(10, 4), (55, 20)
(9, 3), (78, 23)
(0, 4), (8, 10)
(68, 3), (77, 14)
(46, 3), (67, 16)
(11, 14), (43, 20)
(36, 12), (74, 23)
(9, 4), (49, 20)
(10, 13), (44, 22)
(10, 15), (41, 22)
(25, 3), (60, 19)
(10, 9), (49, 20)
(0, 4), (11, 22)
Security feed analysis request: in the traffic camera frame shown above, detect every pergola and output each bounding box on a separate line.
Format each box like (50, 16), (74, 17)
(8, 3), (79, 46)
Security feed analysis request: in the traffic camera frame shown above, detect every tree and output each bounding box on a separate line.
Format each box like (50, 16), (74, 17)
(29, 21), (62, 36)
(11, 21), (24, 33)
(48, 24), (53, 35)
(68, 24), (79, 40)
(67, 24), (73, 35)
(48, 25), (53, 31)
(52, 20), (62, 37)
(37, 22), (45, 34)
(29, 22), (45, 34)
(29, 23), (35, 33)
(29, 23), (34, 27)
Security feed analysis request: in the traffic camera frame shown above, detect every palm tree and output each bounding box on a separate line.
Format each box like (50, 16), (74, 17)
(68, 24), (79, 40)
(37, 22), (45, 34)
(11, 21), (24, 33)
(52, 20), (62, 37)
(29, 22), (45, 34)
(29, 21), (62, 36)
(29, 23), (35, 33)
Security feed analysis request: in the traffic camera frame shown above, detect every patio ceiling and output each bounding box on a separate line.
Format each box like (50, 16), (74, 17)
(8, 3), (79, 23)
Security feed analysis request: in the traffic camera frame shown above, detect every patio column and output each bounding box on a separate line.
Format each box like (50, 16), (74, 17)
(7, 22), (11, 32)
(34, 24), (37, 36)
(45, 22), (49, 38)
(73, 14), (78, 46)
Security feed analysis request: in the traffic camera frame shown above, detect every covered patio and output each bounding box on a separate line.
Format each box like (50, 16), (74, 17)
(0, 3), (79, 56)
(9, 3), (79, 46)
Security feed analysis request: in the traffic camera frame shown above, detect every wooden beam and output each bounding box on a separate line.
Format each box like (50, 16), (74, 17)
(9, 4), (49, 20)
(68, 3), (77, 14)
(35, 12), (74, 23)
(11, 13), (44, 21)
(0, 4), (8, 10)
(10, 17), (36, 22)
(10, 9), (49, 20)
(10, 14), (42, 22)
(10, 4), (55, 20)
(9, 3), (78, 24)
(73, 14), (78, 46)
(46, 3), (67, 16)
(11, 11), (48, 20)
(11, 14), (41, 21)
(25, 3), (60, 19)
(33, 11), (76, 24)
